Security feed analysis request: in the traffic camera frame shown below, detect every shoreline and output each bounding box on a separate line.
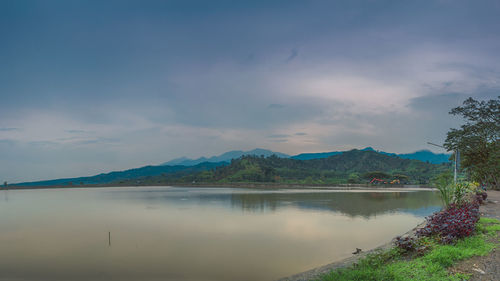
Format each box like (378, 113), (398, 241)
(277, 220), (428, 281)
(278, 191), (500, 281)
(2, 182), (432, 191)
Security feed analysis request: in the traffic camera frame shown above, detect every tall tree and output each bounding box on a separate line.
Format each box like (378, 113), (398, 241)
(444, 97), (500, 189)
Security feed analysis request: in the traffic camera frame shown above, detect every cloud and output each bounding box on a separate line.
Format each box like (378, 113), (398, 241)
(27, 141), (59, 146)
(0, 139), (15, 145)
(73, 137), (120, 146)
(65, 129), (87, 134)
(0, 128), (20, 132)
(270, 139), (288, 143)
(268, 104), (285, 109)
(1, 0), (499, 182)
(408, 93), (466, 115)
(268, 134), (290, 138)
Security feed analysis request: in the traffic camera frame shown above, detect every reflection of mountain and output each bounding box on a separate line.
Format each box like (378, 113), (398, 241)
(108, 187), (441, 219)
(229, 191), (442, 218)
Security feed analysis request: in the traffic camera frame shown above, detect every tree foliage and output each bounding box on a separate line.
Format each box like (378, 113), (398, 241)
(444, 97), (500, 189)
(127, 149), (449, 185)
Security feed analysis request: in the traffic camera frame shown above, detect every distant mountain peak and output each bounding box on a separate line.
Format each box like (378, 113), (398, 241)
(162, 146), (451, 167)
(161, 148), (290, 166)
(292, 147), (450, 164)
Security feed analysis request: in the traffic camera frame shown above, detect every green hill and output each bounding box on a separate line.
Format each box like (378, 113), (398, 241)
(13, 162), (226, 187)
(119, 149), (450, 185)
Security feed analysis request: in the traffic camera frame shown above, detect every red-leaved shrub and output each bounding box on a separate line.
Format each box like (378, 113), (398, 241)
(416, 200), (480, 244)
(394, 236), (417, 252)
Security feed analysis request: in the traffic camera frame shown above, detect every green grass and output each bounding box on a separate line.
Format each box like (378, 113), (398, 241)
(477, 217), (500, 237)
(316, 218), (500, 281)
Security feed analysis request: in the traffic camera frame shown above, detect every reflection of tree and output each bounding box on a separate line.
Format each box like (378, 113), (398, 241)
(231, 193), (279, 212)
(230, 191), (442, 218)
(107, 188), (441, 218)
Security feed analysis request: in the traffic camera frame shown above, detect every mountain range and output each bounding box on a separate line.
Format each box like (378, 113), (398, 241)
(164, 147), (451, 165)
(162, 148), (289, 166)
(118, 149), (451, 186)
(11, 147), (450, 187)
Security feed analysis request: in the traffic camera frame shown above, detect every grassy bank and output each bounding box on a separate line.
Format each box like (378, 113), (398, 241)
(316, 218), (500, 281)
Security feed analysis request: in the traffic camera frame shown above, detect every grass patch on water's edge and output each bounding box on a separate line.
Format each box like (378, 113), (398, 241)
(315, 218), (500, 281)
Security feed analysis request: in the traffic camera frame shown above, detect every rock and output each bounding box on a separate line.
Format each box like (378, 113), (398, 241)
(472, 268), (486, 275)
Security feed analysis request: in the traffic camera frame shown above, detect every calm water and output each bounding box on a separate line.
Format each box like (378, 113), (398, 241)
(0, 186), (441, 281)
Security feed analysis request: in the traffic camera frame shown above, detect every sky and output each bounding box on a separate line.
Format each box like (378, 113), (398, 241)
(1, 0), (499, 182)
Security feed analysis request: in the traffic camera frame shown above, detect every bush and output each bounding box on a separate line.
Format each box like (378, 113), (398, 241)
(433, 173), (475, 208)
(452, 181), (471, 207)
(417, 201), (480, 244)
(394, 236), (431, 257)
(475, 194), (484, 204)
(475, 190), (487, 204)
(481, 191), (488, 201)
(433, 172), (453, 208)
(394, 236), (417, 252)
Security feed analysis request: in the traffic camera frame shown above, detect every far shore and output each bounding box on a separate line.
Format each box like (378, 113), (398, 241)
(1, 182), (434, 191)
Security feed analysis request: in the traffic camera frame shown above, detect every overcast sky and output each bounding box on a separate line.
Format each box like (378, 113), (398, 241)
(1, 0), (499, 182)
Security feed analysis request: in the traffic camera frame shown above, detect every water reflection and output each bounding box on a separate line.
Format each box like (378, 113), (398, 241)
(0, 187), (441, 281)
(230, 190), (441, 217)
(105, 187), (441, 218)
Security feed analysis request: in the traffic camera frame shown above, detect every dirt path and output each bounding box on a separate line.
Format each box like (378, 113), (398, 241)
(450, 190), (500, 281)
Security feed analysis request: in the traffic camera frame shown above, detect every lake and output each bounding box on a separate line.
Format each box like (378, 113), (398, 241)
(0, 186), (441, 281)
